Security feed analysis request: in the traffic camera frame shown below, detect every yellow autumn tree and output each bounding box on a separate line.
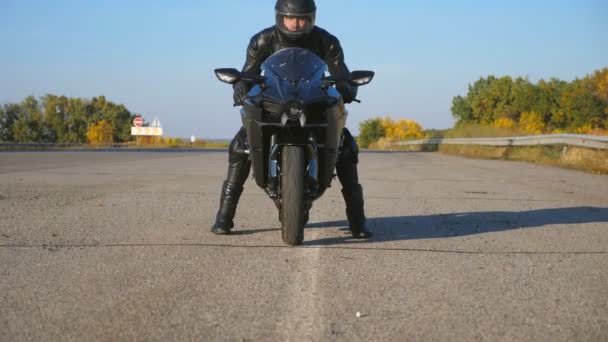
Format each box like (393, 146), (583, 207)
(492, 117), (516, 130)
(589, 68), (608, 126)
(86, 120), (113, 143)
(380, 116), (424, 140)
(590, 68), (608, 103)
(575, 125), (593, 134)
(519, 111), (545, 134)
(380, 116), (394, 134)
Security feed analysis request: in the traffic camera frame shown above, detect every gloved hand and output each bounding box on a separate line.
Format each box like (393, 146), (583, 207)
(336, 82), (358, 104)
(233, 81), (250, 106)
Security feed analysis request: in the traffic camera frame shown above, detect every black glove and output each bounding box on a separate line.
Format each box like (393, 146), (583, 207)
(336, 82), (358, 104)
(233, 81), (250, 106)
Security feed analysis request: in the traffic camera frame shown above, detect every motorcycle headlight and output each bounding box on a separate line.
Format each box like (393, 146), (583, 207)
(286, 101), (304, 120)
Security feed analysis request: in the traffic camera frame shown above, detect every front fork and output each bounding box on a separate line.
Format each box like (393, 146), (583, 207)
(266, 133), (319, 203)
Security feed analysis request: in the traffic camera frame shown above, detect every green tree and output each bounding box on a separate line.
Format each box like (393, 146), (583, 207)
(510, 77), (539, 119)
(488, 76), (516, 121)
(12, 96), (44, 142)
(536, 78), (568, 129)
(451, 70), (607, 132)
(87, 96), (135, 142)
(587, 68), (608, 127)
(467, 76), (497, 124)
(451, 95), (473, 123)
(2, 95), (139, 142)
(559, 79), (605, 130)
(0, 106), (6, 141)
(41, 94), (69, 142)
(0, 104), (20, 142)
(64, 98), (88, 143)
(107, 103), (135, 142)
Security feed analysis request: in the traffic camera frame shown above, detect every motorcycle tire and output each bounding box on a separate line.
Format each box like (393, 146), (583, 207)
(280, 145), (305, 246)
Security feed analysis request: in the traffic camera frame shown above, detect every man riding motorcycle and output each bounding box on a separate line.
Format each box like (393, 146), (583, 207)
(211, 0), (372, 239)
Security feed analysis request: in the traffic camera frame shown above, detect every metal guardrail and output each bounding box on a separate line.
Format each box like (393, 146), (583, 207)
(0, 143), (129, 150)
(392, 134), (608, 150)
(0, 143), (227, 152)
(2, 134), (608, 150)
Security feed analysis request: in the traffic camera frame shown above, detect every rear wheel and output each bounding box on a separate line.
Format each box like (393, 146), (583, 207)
(280, 146), (305, 246)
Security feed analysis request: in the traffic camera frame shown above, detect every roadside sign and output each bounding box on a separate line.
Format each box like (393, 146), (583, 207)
(151, 118), (161, 128)
(133, 117), (143, 127)
(131, 127), (163, 136)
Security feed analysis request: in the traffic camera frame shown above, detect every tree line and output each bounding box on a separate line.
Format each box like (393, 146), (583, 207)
(358, 116), (424, 148)
(451, 68), (608, 134)
(0, 95), (137, 143)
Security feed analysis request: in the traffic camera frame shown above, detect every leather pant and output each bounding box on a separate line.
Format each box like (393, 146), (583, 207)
(214, 126), (367, 233)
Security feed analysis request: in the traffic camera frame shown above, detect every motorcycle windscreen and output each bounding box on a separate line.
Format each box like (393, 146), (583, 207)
(261, 48), (328, 103)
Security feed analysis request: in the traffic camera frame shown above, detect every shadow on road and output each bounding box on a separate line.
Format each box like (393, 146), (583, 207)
(231, 228), (280, 235)
(303, 206), (608, 246)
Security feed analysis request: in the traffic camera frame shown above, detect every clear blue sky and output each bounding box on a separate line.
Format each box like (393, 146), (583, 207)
(1, 0), (606, 139)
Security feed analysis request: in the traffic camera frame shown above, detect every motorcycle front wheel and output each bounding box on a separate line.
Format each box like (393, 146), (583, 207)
(280, 145), (305, 246)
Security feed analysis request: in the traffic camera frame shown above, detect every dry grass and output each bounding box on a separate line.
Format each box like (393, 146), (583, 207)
(125, 140), (229, 149)
(394, 123), (608, 174)
(444, 123), (521, 138)
(439, 144), (508, 159)
(438, 144), (608, 174)
(560, 146), (608, 172)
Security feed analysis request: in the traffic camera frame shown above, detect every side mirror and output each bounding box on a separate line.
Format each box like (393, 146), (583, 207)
(214, 68), (241, 84)
(240, 72), (266, 84)
(349, 71), (375, 86)
(321, 71), (375, 88)
(214, 68), (266, 85)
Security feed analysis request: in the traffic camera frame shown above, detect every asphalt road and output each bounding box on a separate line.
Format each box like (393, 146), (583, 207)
(1, 151), (607, 341)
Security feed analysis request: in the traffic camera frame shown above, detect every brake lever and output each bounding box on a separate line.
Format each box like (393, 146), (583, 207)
(234, 95), (254, 107)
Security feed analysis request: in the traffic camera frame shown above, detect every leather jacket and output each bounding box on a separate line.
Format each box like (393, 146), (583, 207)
(237, 26), (358, 102)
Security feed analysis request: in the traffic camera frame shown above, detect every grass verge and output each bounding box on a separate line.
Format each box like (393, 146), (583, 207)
(365, 123), (607, 174)
(438, 144), (608, 174)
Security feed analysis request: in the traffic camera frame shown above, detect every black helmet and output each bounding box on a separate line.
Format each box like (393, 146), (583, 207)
(275, 0), (316, 39)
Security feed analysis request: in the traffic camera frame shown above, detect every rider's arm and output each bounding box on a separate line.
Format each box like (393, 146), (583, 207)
(324, 34), (358, 103)
(233, 30), (271, 105)
(241, 31), (271, 75)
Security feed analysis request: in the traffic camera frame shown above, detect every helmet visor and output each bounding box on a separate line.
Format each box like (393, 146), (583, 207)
(276, 12), (315, 37)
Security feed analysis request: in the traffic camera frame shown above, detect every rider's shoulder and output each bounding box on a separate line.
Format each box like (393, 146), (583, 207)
(249, 26), (277, 43)
(312, 26), (341, 45)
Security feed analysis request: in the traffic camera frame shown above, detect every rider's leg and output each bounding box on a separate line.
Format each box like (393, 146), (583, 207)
(211, 127), (251, 234)
(335, 128), (372, 238)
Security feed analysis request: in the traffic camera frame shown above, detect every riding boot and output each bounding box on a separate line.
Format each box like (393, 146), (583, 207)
(211, 127), (250, 235)
(336, 128), (372, 239)
(211, 181), (244, 235)
(342, 184), (373, 239)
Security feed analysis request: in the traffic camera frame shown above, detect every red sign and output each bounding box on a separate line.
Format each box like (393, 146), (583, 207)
(133, 117), (143, 127)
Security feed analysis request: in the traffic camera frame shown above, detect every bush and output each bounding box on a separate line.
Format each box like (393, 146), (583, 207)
(86, 120), (113, 143)
(382, 117), (424, 141)
(358, 117), (385, 148)
(519, 111), (546, 134)
(359, 116), (425, 148)
(493, 117), (516, 130)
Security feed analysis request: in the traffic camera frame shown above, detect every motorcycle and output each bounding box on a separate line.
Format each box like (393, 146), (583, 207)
(215, 47), (374, 245)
